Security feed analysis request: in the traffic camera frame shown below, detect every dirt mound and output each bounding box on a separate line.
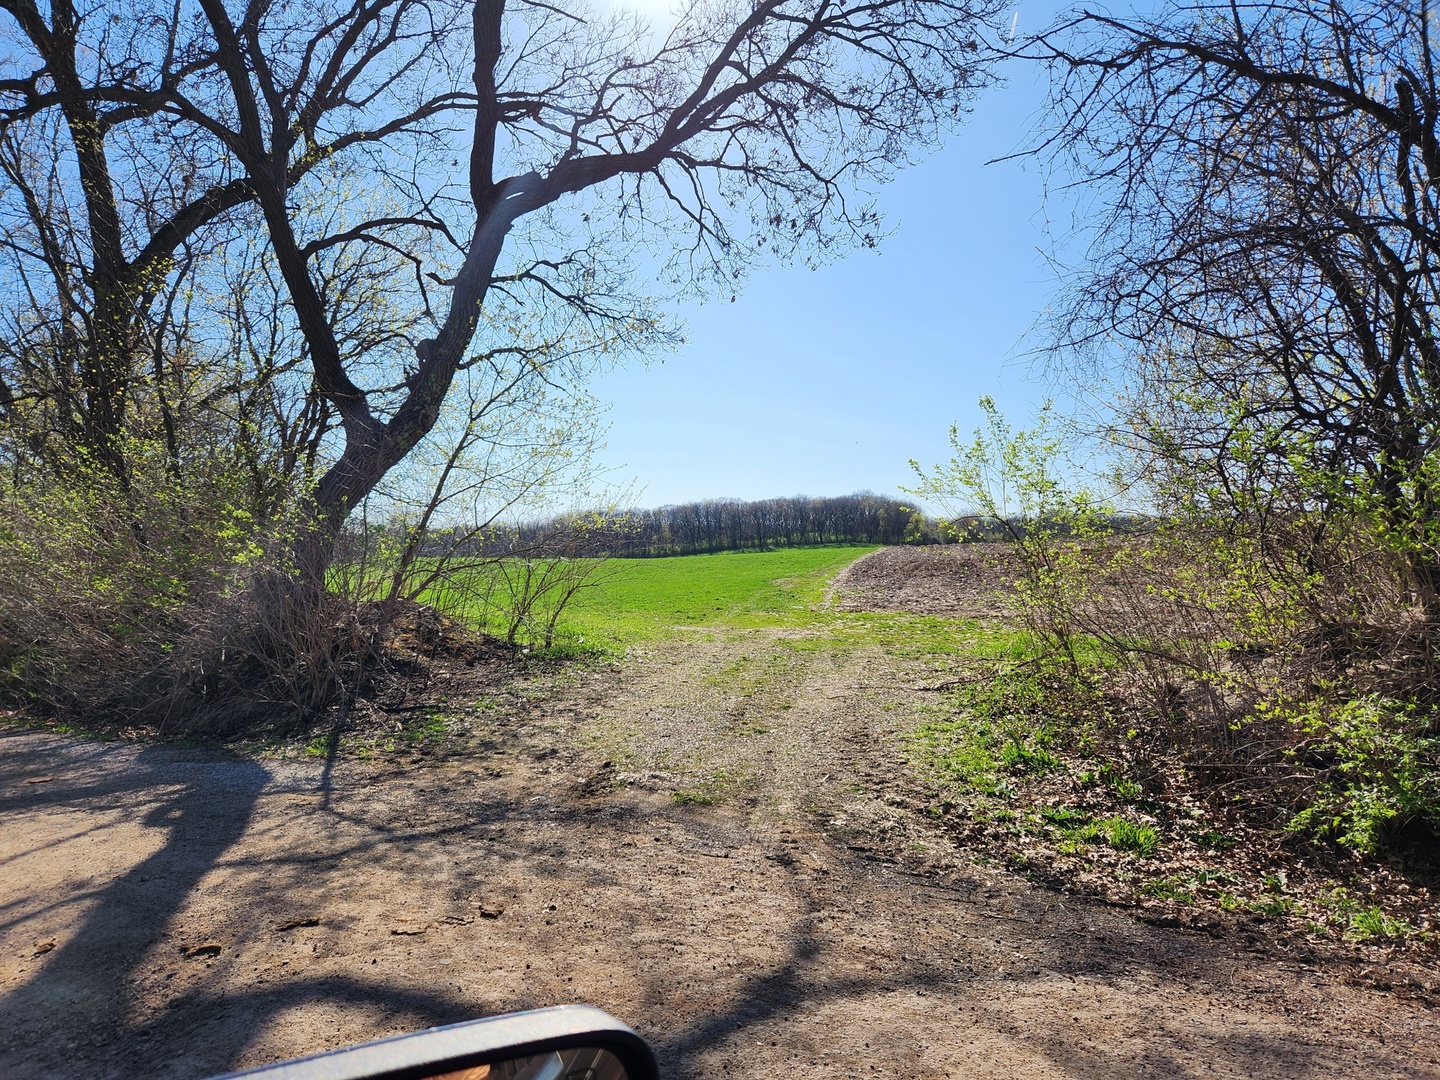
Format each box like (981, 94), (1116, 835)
(830, 544), (1021, 617)
(360, 599), (512, 666)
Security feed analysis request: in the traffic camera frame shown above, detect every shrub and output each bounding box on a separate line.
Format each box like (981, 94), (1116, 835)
(1285, 697), (1440, 854)
(911, 401), (1440, 860)
(0, 447), (360, 733)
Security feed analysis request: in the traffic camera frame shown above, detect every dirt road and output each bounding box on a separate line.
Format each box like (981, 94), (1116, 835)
(2, 554), (1437, 1078)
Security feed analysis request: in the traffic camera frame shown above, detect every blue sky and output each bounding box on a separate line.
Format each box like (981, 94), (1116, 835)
(589, 11), (1069, 510)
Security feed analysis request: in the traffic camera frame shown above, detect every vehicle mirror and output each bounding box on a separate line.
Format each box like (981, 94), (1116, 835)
(207, 1005), (658, 1080)
(428, 1045), (630, 1080)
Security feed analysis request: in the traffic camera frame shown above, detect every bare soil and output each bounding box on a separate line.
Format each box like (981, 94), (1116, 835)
(830, 543), (1021, 617)
(2, 548), (1438, 1079)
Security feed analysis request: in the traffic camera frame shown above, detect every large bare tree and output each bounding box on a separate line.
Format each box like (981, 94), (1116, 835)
(0, 0), (467, 483)
(1, 0), (1003, 581)
(205, 0), (1003, 579)
(1025, 0), (1440, 610)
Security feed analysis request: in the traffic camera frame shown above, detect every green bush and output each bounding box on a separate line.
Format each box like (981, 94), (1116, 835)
(1285, 696), (1440, 854)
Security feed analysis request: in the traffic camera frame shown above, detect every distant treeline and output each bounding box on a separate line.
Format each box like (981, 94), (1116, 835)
(365, 497), (1161, 562)
(571, 500), (1151, 556)
(607, 493), (932, 555)
(402, 493), (953, 560)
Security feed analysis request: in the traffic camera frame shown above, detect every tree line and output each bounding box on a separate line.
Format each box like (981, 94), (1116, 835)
(405, 493), (948, 559)
(605, 493), (934, 555)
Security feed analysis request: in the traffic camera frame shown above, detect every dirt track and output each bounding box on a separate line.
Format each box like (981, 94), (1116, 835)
(2, 549), (1438, 1079)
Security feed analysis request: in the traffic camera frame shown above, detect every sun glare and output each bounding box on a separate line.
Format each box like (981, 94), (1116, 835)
(601, 0), (681, 23)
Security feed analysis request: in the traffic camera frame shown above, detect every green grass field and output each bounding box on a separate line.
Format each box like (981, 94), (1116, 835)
(435, 545), (877, 649)
(566, 546), (876, 638)
(414, 543), (1046, 661)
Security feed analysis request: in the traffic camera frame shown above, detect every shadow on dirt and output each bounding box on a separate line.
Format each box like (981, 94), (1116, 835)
(650, 881), (1408, 1080)
(1, 725), (1432, 1080)
(0, 734), (482, 1079)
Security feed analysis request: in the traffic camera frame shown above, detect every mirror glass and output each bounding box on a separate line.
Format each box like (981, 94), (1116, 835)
(430, 1046), (629, 1080)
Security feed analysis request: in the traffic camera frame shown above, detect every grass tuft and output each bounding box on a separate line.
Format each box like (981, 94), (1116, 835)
(1079, 816), (1161, 857)
(1347, 906), (1411, 942)
(670, 788), (720, 806)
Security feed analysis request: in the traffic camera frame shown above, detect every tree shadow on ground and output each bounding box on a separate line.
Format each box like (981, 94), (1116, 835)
(0, 727), (1431, 1080)
(649, 883), (1421, 1080)
(0, 734), (483, 1079)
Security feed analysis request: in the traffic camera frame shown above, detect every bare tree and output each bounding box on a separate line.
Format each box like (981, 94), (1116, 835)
(0, 0), (417, 474)
(167, 0), (1002, 581)
(1025, 0), (1440, 611)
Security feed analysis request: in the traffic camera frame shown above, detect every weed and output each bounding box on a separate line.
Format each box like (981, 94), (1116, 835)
(1000, 736), (1061, 776)
(1317, 886), (1359, 922)
(1251, 896), (1295, 918)
(1079, 761), (1143, 801)
(670, 788), (719, 806)
(1346, 906), (1411, 942)
(1107, 775), (1144, 801)
(1188, 868), (1235, 889)
(1080, 816), (1160, 857)
(1041, 806), (1087, 827)
(1141, 876), (1194, 903)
